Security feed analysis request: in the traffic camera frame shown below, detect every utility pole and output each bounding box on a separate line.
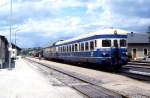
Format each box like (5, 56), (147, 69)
(8, 0), (12, 70)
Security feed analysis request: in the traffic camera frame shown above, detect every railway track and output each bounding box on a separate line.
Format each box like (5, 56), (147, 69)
(121, 64), (150, 81)
(128, 61), (150, 66)
(25, 58), (126, 98)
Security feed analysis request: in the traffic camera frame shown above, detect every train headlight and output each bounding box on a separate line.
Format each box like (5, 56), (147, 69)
(102, 52), (106, 56)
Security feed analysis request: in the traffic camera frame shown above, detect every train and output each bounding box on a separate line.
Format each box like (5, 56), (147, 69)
(42, 28), (128, 70)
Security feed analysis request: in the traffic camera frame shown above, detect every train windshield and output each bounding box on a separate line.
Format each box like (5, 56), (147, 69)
(120, 39), (127, 47)
(102, 40), (111, 47)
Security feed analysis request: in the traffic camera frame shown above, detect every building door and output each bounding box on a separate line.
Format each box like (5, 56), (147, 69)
(144, 48), (148, 56)
(132, 49), (137, 59)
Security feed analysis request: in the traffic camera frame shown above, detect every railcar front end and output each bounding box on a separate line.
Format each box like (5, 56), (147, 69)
(94, 35), (128, 69)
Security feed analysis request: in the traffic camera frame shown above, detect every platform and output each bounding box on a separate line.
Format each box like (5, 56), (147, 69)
(0, 57), (85, 98)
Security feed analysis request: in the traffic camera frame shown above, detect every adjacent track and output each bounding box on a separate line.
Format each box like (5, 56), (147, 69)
(121, 64), (150, 81)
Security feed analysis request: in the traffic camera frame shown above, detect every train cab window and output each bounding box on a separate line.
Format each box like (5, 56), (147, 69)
(113, 40), (118, 47)
(81, 43), (84, 51)
(85, 42), (89, 51)
(90, 41), (94, 50)
(120, 39), (126, 47)
(74, 44), (77, 51)
(102, 40), (111, 47)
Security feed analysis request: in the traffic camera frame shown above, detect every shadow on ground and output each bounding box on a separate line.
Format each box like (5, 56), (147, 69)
(1, 60), (16, 69)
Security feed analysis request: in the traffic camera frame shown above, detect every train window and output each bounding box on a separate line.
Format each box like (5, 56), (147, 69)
(65, 46), (67, 52)
(113, 40), (118, 47)
(95, 40), (97, 47)
(120, 39), (126, 47)
(102, 40), (111, 47)
(67, 45), (69, 52)
(90, 41), (94, 50)
(58, 47), (59, 52)
(75, 44), (78, 51)
(60, 47), (62, 52)
(81, 43), (84, 51)
(69, 45), (72, 52)
(63, 46), (65, 52)
(85, 42), (89, 51)
(79, 43), (81, 51)
(66, 46), (68, 52)
(72, 44), (75, 52)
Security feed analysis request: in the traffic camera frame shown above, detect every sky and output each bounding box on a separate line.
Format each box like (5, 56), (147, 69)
(0, 0), (150, 48)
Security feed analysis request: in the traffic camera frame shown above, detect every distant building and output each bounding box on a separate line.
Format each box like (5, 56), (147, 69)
(11, 43), (21, 59)
(127, 32), (150, 60)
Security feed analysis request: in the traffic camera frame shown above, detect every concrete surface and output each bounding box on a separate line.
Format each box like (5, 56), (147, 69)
(0, 57), (86, 98)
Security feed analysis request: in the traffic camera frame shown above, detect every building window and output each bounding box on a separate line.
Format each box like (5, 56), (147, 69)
(132, 48), (137, 59)
(85, 42), (89, 51)
(102, 40), (111, 47)
(120, 39), (126, 47)
(144, 48), (148, 56)
(90, 41), (94, 50)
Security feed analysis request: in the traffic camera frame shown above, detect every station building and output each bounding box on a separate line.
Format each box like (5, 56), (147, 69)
(127, 32), (150, 60)
(0, 35), (9, 68)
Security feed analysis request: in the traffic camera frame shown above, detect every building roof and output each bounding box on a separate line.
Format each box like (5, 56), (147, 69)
(0, 35), (9, 45)
(11, 43), (22, 51)
(128, 33), (150, 44)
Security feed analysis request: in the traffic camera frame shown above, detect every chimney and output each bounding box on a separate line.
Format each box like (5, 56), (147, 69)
(131, 32), (134, 37)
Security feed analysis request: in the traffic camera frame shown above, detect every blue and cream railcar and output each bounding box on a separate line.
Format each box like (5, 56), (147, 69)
(43, 28), (128, 69)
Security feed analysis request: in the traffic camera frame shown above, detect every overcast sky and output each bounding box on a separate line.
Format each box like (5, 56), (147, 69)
(0, 0), (150, 48)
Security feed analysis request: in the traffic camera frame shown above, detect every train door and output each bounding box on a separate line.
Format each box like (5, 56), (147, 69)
(132, 48), (137, 60)
(112, 39), (120, 65)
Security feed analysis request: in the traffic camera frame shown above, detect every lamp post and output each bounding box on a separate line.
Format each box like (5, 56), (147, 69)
(8, 0), (12, 70)
(14, 29), (20, 58)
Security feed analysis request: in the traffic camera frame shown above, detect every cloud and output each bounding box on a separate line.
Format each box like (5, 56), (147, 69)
(0, 0), (150, 48)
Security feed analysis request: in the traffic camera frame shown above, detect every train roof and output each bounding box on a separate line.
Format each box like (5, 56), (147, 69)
(55, 28), (128, 45)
